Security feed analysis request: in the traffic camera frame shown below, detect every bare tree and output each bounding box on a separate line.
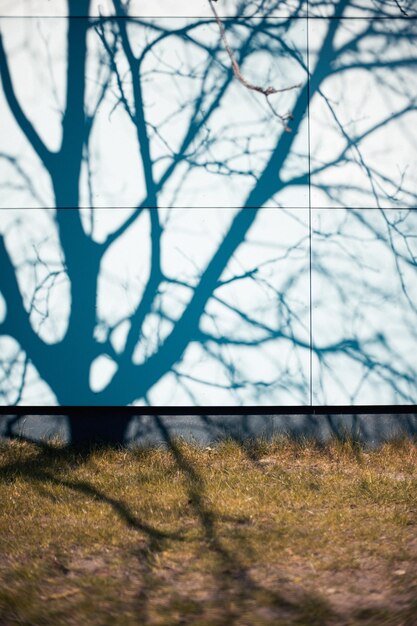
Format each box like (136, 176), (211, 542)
(0, 0), (416, 418)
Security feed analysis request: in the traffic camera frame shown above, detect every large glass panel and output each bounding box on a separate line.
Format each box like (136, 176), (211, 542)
(0, 14), (308, 209)
(312, 208), (417, 405)
(309, 16), (417, 209)
(0, 208), (310, 406)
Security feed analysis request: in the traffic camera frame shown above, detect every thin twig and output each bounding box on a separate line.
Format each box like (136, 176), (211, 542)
(208, 0), (301, 131)
(393, 0), (409, 17)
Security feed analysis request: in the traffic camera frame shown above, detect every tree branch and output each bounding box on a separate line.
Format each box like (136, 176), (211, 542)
(99, 208), (261, 404)
(52, 1), (91, 206)
(0, 234), (53, 387)
(0, 32), (54, 171)
(113, 0), (158, 206)
(102, 207), (146, 251)
(119, 208), (163, 365)
(208, 0), (301, 130)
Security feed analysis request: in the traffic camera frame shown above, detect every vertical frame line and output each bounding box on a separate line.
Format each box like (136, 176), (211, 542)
(306, 0), (313, 407)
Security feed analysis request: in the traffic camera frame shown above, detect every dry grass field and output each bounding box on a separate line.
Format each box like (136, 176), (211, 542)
(0, 436), (416, 625)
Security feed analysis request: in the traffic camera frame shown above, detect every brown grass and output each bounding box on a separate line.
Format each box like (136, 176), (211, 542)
(0, 435), (417, 625)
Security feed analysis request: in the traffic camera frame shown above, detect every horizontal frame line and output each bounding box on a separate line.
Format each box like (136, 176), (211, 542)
(1, 405), (416, 416)
(0, 16), (415, 20)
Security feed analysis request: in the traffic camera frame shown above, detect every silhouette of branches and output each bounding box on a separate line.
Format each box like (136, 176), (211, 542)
(0, 0), (416, 413)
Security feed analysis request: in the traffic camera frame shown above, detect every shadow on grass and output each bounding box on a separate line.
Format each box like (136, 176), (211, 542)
(0, 425), (339, 626)
(3, 423), (417, 625)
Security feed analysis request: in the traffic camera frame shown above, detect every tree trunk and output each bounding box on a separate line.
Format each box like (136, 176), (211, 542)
(68, 415), (131, 446)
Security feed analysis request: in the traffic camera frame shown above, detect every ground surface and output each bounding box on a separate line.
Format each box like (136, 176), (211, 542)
(0, 437), (416, 625)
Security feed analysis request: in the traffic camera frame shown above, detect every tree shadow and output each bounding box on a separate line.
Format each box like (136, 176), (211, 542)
(1, 1), (416, 410)
(2, 412), (417, 449)
(0, 426), (338, 625)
